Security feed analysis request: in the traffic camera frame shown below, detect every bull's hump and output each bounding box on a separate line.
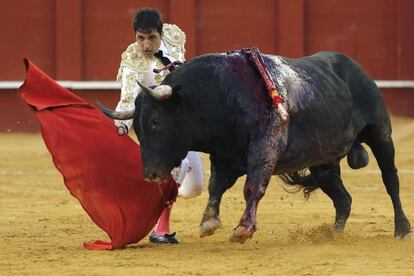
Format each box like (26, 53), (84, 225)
(268, 56), (305, 88)
(266, 56), (309, 107)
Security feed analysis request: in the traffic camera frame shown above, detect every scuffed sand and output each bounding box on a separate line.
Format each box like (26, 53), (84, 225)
(1, 116), (413, 275)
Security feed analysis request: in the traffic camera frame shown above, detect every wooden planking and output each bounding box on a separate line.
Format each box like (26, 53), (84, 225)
(0, 0), (56, 80)
(305, 0), (398, 79)
(0, 0), (412, 80)
(196, 0), (278, 54)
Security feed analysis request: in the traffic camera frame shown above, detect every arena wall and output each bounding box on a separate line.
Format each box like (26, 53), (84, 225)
(1, 0), (413, 131)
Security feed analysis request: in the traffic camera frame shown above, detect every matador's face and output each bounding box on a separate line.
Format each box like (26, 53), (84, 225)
(136, 29), (162, 58)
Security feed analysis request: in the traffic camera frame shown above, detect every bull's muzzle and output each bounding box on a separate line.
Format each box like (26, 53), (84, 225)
(143, 168), (168, 184)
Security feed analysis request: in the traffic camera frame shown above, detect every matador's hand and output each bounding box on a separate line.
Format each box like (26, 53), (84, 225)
(116, 123), (129, 136)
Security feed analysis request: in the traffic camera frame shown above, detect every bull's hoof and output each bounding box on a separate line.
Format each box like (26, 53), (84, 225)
(333, 221), (346, 233)
(396, 232), (414, 241)
(229, 225), (253, 244)
(200, 217), (222, 238)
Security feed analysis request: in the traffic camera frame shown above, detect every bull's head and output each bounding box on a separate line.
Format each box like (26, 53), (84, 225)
(97, 81), (188, 183)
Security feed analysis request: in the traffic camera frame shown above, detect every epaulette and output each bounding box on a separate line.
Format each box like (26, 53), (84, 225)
(162, 23), (186, 48)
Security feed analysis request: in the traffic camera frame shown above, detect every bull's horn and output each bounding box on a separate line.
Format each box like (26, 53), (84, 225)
(96, 101), (134, 120)
(136, 80), (172, 100)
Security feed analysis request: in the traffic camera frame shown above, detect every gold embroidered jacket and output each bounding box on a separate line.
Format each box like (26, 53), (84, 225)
(115, 23), (186, 129)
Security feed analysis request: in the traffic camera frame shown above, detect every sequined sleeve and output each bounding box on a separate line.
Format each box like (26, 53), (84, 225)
(114, 66), (144, 130)
(162, 24), (186, 62)
(114, 42), (151, 130)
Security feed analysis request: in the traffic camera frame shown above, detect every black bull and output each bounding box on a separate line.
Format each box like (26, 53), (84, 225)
(99, 51), (412, 243)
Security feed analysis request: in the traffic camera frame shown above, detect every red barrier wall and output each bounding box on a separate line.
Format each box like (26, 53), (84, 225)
(2, 0), (413, 80)
(1, 0), (413, 132)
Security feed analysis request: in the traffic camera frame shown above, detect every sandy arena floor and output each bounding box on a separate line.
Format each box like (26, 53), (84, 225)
(1, 116), (414, 275)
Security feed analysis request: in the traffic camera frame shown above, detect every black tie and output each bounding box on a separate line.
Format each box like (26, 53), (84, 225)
(154, 50), (175, 71)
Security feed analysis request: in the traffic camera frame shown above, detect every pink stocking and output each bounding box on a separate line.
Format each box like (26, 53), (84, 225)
(153, 204), (173, 235)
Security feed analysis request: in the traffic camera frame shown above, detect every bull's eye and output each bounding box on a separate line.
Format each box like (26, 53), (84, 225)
(151, 119), (160, 129)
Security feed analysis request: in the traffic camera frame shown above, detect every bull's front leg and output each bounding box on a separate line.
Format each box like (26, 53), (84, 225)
(230, 111), (288, 244)
(200, 158), (241, 237)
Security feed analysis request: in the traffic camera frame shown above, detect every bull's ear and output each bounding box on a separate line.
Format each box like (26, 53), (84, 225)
(171, 85), (182, 104)
(137, 80), (172, 100)
(173, 85), (182, 93)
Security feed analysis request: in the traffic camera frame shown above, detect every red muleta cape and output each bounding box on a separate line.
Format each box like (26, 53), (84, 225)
(17, 59), (178, 250)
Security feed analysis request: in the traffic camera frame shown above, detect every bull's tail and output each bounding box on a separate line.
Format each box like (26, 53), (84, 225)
(347, 141), (369, 169)
(278, 170), (319, 199)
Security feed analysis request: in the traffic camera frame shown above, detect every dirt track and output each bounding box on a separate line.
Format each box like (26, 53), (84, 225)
(1, 116), (414, 275)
